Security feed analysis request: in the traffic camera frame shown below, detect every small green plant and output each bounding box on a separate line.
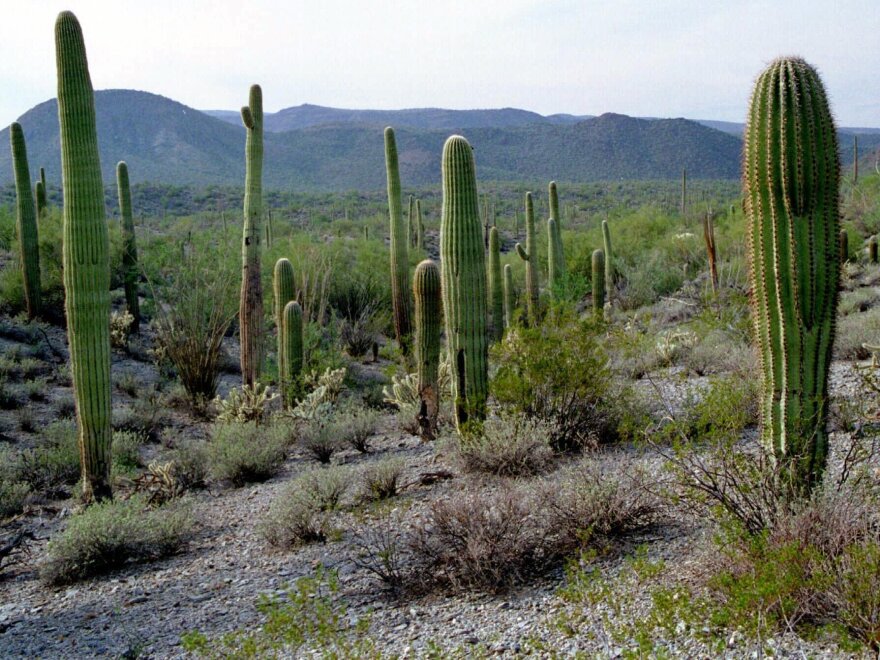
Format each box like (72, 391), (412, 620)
(205, 422), (288, 486)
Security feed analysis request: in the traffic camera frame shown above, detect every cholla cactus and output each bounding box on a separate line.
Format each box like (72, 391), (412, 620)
(291, 367), (347, 420)
(214, 383), (278, 424)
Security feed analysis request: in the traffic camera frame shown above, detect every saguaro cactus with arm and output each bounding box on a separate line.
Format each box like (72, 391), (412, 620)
(56, 11), (112, 502)
(744, 56), (841, 496)
(515, 192), (539, 323)
(440, 136), (488, 433)
(239, 84), (265, 387)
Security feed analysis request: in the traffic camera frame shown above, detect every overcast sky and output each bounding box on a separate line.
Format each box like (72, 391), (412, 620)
(1, 0), (878, 128)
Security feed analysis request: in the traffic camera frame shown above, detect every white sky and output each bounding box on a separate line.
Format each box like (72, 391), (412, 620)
(1, 0), (878, 128)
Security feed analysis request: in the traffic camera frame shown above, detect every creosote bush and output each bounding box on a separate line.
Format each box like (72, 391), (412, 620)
(456, 414), (555, 477)
(206, 422), (288, 486)
(41, 495), (192, 585)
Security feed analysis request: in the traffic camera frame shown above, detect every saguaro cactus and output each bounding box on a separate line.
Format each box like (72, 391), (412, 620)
(34, 180), (47, 220)
(744, 57), (840, 495)
(10, 123), (41, 319)
(56, 11), (112, 502)
(601, 219), (614, 301)
(280, 301), (303, 407)
(547, 218), (560, 294)
(592, 249), (605, 317)
(515, 192), (539, 323)
(239, 84), (264, 387)
(407, 194), (415, 249)
(488, 227), (503, 340)
(116, 162), (140, 332)
(273, 257), (295, 377)
(503, 263), (514, 328)
(385, 127), (411, 353)
(702, 212), (718, 294)
(548, 180), (566, 274)
(440, 135), (488, 432)
(413, 259), (441, 439)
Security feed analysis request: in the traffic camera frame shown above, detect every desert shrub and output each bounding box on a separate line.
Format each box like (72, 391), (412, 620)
(835, 306), (880, 360)
(112, 430), (147, 472)
(838, 288), (880, 316)
(151, 248), (238, 403)
(261, 466), (350, 548)
(206, 422), (288, 486)
(0, 377), (22, 410)
(41, 495), (192, 585)
(456, 415), (555, 477)
(167, 437), (209, 490)
(14, 420), (80, 496)
(337, 402), (380, 453)
(490, 307), (617, 450)
(0, 473), (30, 519)
(16, 407), (36, 432)
(54, 393), (76, 418)
(361, 457), (405, 501)
(298, 417), (344, 464)
(683, 329), (756, 376)
(548, 454), (663, 553)
(23, 377), (48, 401)
(617, 249), (686, 310)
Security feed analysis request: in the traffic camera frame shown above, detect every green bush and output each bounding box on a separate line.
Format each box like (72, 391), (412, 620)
(14, 420), (80, 496)
(490, 307), (617, 450)
(41, 495), (192, 585)
(361, 457), (405, 501)
(457, 415), (554, 477)
(206, 422), (288, 486)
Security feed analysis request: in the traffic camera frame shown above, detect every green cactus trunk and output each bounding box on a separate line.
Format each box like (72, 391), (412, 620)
(592, 249), (605, 317)
(116, 161), (140, 333)
(280, 301), (303, 408)
(56, 11), (112, 502)
(273, 257), (295, 391)
(414, 259), (441, 440)
(547, 218), (562, 295)
(10, 123), (41, 320)
(488, 226), (504, 340)
(239, 84), (264, 387)
(34, 180), (47, 221)
(384, 127), (412, 354)
(407, 194), (414, 249)
(548, 181), (566, 274)
(601, 219), (614, 302)
(503, 263), (514, 329)
(515, 192), (539, 323)
(440, 136), (488, 433)
(744, 57), (840, 496)
(415, 198), (423, 251)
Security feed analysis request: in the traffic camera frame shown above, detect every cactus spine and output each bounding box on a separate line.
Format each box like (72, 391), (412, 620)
(10, 123), (41, 319)
(503, 263), (514, 329)
(487, 227), (504, 340)
(116, 162), (140, 332)
(592, 249), (605, 316)
(280, 301), (303, 408)
(385, 127), (412, 353)
(601, 219), (613, 302)
(239, 84), (264, 387)
(440, 135), (488, 432)
(273, 258), (295, 389)
(56, 11), (112, 502)
(744, 57), (840, 495)
(548, 181), (566, 274)
(413, 260), (441, 439)
(515, 192), (539, 323)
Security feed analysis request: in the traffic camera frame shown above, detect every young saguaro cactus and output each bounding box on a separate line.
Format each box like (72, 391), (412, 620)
(515, 192), (539, 323)
(440, 135), (488, 432)
(56, 11), (112, 502)
(547, 218), (562, 294)
(601, 219), (614, 302)
(503, 263), (514, 329)
(548, 180), (566, 274)
(280, 301), (303, 408)
(34, 180), (47, 220)
(384, 127), (412, 353)
(592, 249), (605, 317)
(10, 123), (41, 319)
(488, 226), (504, 340)
(744, 57), (841, 496)
(413, 259), (441, 439)
(116, 161), (140, 333)
(273, 257), (295, 381)
(239, 84), (265, 387)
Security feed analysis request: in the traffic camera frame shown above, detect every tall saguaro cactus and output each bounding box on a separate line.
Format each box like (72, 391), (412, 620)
(744, 57), (840, 496)
(440, 135), (488, 432)
(10, 123), (41, 319)
(503, 263), (514, 329)
(56, 11), (112, 502)
(414, 259), (441, 439)
(592, 249), (605, 317)
(601, 219), (614, 302)
(515, 192), (539, 323)
(548, 180), (566, 274)
(239, 84), (264, 387)
(385, 127), (411, 353)
(488, 227), (503, 340)
(116, 161), (140, 332)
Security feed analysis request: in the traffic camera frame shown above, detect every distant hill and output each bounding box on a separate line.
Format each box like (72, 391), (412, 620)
(24, 89), (880, 191)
